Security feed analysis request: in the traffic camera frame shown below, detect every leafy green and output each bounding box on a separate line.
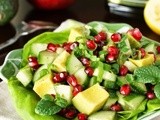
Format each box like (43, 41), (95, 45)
(55, 94), (68, 108)
(134, 65), (160, 83)
(154, 83), (160, 99)
(146, 98), (160, 112)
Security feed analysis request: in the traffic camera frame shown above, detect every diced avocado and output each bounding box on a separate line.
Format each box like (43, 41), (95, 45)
(88, 111), (116, 120)
(129, 53), (155, 67)
(93, 61), (104, 82)
(117, 92), (145, 111)
(30, 43), (47, 57)
(66, 53), (83, 74)
(33, 74), (55, 98)
(74, 67), (89, 87)
(33, 64), (50, 83)
(68, 27), (85, 43)
(54, 84), (73, 104)
(16, 66), (33, 87)
(72, 83), (109, 115)
(38, 50), (57, 65)
(52, 50), (70, 72)
(103, 97), (118, 110)
(145, 43), (157, 54)
(124, 60), (137, 72)
(127, 34), (141, 48)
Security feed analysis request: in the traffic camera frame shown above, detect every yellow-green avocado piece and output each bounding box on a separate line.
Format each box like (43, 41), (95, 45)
(33, 73), (55, 98)
(72, 83), (109, 115)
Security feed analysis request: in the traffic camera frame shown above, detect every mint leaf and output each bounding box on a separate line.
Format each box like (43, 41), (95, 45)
(134, 65), (160, 83)
(55, 94), (68, 108)
(35, 99), (61, 115)
(154, 83), (160, 99)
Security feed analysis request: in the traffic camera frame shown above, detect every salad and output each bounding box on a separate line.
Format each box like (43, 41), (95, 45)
(1, 19), (160, 120)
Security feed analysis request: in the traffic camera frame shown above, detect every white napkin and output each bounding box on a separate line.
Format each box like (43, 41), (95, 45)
(0, 81), (22, 120)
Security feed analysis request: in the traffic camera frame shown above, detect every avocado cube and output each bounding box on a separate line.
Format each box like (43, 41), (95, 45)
(72, 83), (109, 115)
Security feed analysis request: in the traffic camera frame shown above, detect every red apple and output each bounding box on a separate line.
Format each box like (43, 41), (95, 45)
(27, 0), (75, 10)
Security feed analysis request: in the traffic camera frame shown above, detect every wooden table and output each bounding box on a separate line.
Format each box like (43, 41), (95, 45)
(0, 0), (159, 65)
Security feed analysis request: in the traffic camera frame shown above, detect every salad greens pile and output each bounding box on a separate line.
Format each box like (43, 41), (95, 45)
(1, 19), (160, 120)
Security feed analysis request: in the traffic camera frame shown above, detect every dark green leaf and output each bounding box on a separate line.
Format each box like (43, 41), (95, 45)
(55, 94), (68, 108)
(154, 83), (160, 99)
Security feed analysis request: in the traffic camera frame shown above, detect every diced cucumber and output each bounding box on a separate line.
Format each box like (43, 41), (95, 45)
(38, 50), (57, 64)
(74, 67), (89, 88)
(103, 71), (117, 82)
(117, 92), (145, 111)
(88, 111), (116, 120)
(93, 61), (104, 82)
(89, 76), (98, 87)
(103, 80), (115, 89)
(145, 43), (157, 54)
(116, 76), (128, 87)
(30, 43), (47, 56)
(33, 64), (50, 83)
(54, 84), (73, 104)
(103, 97), (118, 110)
(66, 53), (83, 74)
(124, 61), (137, 72)
(127, 34), (141, 49)
(16, 66), (33, 86)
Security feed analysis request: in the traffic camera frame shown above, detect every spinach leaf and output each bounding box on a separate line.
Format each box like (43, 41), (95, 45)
(0, 49), (22, 82)
(154, 83), (160, 99)
(55, 94), (68, 108)
(134, 65), (160, 83)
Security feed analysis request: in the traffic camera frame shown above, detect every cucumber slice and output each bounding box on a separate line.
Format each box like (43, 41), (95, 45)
(74, 67), (89, 88)
(93, 61), (104, 82)
(124, 60), (137, 72)
(88, 111), (116, 120)
(145, 43), (157, 54)
(38, 50), (57, 65)
(30, 43), (47, 56)
(89, 76), (98, 87)
(66, 53), (83, 74)
(16, 65), (33, 86)
(103, 80), (116, 89)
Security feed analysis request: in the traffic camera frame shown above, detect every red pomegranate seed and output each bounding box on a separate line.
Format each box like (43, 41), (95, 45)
(119, 65), (128, 76)
(110, 103), (122, 111)
(139, 48), (146, 58)
(47, 43), (58, 52)
(63, 42), (72, 53)
(70, 42), (79, 50)
(156, 46), (160, 54)
(94, 31), (107, 43)
(120, 84), (131, 96)
(59, 72), (68, 80)
(28, 56), (39, 70)
(107, 46), (119, 56)
(86, 40), (97, 50)
(67, 75), (78, 87)
(73, 85), (83, 96)
(53, 72), (68, 83)
(111, 33), (121, 43)
(64, 107), (78, 119)
(85, 67), (94, 77)
(128, 28), (142, 41)
(53, 73), (61, 83)
(105, 54), (115, 63)
(80, 57), (90, 67)
(146, 91), (155, 100)
(77, 113), (88, 120)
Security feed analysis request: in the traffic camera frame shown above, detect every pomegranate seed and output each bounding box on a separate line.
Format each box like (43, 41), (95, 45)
(111, 33), (121, 43)
(94, 31), (107, 43)
(47, 43), (58, 52)
(107, 46), (119, 57)
(28, 56), (39, 70)
(146, 91), (155, 100)
(120, 84), (131, 96)
(63, 42), (72, 53)
(59, 72), (68, 80)
(70, 42), (79, 50)
(67, 75), (78, 87)
(73, 85), (83, 96)
(105, 54), (115, 63)
(64, 107), (78, 119)
(119, 65), (128, 76)
(53, 74), (61, 83)
(128, 28), (142, 41)
(85, 67), (94, 77)
(80, 57), (90, 67)
(156, 46), (160, 54)
(110, 103), (122, 111)
(53, 72), (68, 83)
(86, 40), (97, 50)
(139, 48), (146, 58)
(77, 113), (88, 120)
